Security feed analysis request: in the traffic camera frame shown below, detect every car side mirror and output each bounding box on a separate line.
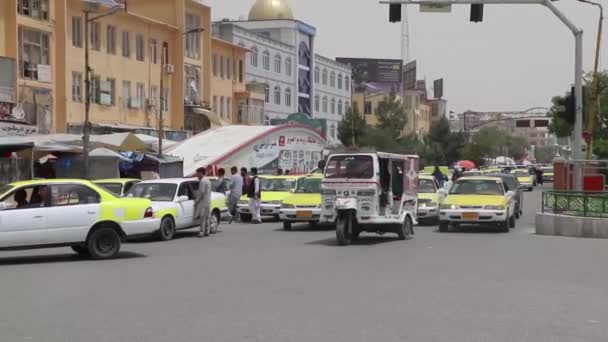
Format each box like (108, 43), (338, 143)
(506, 191), (515, 197)
(177, 195), (189, 202)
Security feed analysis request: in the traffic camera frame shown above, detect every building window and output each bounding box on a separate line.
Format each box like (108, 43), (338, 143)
(345, 100), (350, 112)
(330, 98), (336, 114)
(136, 34), (145, 61)
(212, 54), (218, 77)
(185, 64), (200, 104)
(162, 42), (169, 64)
(364, 101), (372, 115)
(90, 75), (100, 103)
(72, 16), (82, 48)
(107, 25), (116, 54)
(262, 50), (270, 70)
(322, 96), (328, 112)
(345, 76), (350, 91)
(250, 46), (258, 67)
(105, 78), (116, 105)
(162, 88), (169, 112)
(337, 74), (343, 90)
(150, 85), (158, 109)
(185, 13), (201, 59)
(122, 31), (131, 58)
(19, 28), (50, 81)
(220, 56), (225, 79)
(72, 72), (83, 102)
(220, 96), (225, 118)
(285, 58), (292, 76)
(330, 124), (336, 140)
(314, 95), (319, 112)
(314, 67), (320, 84)
(338, 100), (343, 115)
(264, 84), (270, 103)
(285, 88), (292, 107)
(227, 57), (232, 80)
(122, 81), (131, 108)
(213, 96), (218, 112)
(18, 0), (49, 20)
(149, 39), (157, 64)
(238, 60), (244, 83)
(136, 83), (145, 109)
(90, 22), (101, 51)
(274, 86), (281, 105)
(330, 72), (336, 88)
(274, 54), (282, 73)
(227, 98), (232, 120)
(322, 69), (328, 85)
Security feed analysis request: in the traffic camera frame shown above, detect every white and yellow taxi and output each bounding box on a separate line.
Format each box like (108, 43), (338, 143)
(439, 176), (516, 233)
(511, 170), (534, 191)
(417, 175), (445, 224)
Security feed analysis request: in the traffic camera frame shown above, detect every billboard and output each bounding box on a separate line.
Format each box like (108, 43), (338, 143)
(403, 60), (417, 90)
(335, 58), (402, 85)
(433, 78), (444, 99)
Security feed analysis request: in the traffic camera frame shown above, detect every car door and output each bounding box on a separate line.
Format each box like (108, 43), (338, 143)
(0, 185), (48, 248)
(46, 184), (102, 244)
(175, 181), (196, 228)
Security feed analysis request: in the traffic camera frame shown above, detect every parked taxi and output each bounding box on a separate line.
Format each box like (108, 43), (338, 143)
(238, 175), (299, 220)
(0, 179), (159, 259)
(278, 174), (322, 230)
(439, 176), (516, 233)
(511, 169), (534, 191)
(93, 178), (140, 197)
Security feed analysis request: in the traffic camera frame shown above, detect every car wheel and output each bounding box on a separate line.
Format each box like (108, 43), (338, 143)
(336, 211), (353, 246)
(397, 216), (413, 240)
(158, 216), (176, 241)
(71, 245), (89, 257)
(240, 214), (252, 222)
(439, 221), (449, 232)
(87, 226), (121, 260)
(283, 221), (292, 231)
(509, 214), (516, 229)
(499, 218), (510, 233)
(210, 211), (220, 234)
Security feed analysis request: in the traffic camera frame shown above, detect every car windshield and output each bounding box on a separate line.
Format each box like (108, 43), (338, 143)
(325, 155), (374, 179)
(261, 178), (296, 192)
(96, 183), (123, 196)
(418, 179), (436, 193)
(450, 179), (505, 195)
(126, 183), (177, 201)
(295, 178), (321, 193)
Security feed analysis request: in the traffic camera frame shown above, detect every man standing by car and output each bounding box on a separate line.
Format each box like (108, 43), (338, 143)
(214, 168), (230, 194)
(228, 166), (243, 223)
(248, 167), (262, 224)
(195, 167), (212, 237)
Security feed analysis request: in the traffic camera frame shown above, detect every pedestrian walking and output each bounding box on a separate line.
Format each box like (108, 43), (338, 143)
(228, 166), (243, 223)
(241, 167), (251, 196)
(432, 166), (445, 188)
(194, 167), (212, 237)
(248, 167), (262, 224)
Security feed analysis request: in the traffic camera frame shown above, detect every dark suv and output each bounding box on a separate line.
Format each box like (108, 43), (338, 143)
(487, 173), (524, 219)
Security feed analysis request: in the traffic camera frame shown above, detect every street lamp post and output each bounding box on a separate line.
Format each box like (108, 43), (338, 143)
(82, 0), (123, 179)
(381, 0), (585, 189)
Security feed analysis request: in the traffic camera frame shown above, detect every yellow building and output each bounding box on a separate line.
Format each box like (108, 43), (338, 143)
(0, 0), (212, 138)
(209, 37), (263, 126)
(352, 92), (404, 129)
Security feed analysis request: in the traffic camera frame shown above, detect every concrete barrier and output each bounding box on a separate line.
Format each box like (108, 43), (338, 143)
(536, 212), (608, 238)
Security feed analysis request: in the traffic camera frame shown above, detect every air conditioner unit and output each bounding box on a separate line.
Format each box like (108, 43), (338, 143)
(164, 64), (175, 74)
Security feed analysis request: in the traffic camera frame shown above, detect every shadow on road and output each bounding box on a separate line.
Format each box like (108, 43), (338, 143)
(434, 225), (508, 234)
(0, 251), (146, 266)
(128, 230), (225, 244)
(307, 235), (401, 246)
(273, 224), (335, 233)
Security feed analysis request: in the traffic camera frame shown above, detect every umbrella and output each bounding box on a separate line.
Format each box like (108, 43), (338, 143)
(456, 160), (476, 170)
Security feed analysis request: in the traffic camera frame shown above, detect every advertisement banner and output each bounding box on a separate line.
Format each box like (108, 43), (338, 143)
(335, 58), (402, 85)
(433, 78), (444, 99)
(403, 60), (417, 90)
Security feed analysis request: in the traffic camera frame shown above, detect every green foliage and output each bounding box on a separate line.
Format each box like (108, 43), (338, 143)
(535, 146), (555, 164)
(337, 105), (368, 147)
(374, 94), (407, 140)
(423, 117), (465, 166)
(466, 126), (529, 161)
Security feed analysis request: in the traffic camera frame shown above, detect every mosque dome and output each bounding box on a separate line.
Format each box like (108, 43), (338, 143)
(248, 0), (294, 21)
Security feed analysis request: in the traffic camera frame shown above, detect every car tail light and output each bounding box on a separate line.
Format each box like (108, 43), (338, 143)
(144, 207), (154, 218)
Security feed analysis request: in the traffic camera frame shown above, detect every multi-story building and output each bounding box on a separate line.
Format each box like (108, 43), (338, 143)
(351, 92), (402, 128)
(0, 0), (213, 140)
(427, 98), (447, 123)
(212, 0), (352, 144)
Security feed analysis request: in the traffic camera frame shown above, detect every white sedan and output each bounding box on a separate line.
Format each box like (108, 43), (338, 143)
(125, 178), (228, 240)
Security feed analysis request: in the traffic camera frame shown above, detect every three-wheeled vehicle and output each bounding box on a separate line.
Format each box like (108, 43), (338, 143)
(320, 152), (419, 245)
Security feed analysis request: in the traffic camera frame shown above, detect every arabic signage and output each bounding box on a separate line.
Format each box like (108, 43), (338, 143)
(219, 128), (325, 175)
(0, 121), (38, 137)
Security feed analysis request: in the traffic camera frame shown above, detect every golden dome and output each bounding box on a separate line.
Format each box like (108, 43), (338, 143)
(248, 0), (294, 21)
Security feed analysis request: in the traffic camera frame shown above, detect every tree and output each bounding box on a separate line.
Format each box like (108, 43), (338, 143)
(535, 146), (555, 163)
(338, 105), (368, 147)
(375, 94), (407, 140)
(423, 117), (465, 166)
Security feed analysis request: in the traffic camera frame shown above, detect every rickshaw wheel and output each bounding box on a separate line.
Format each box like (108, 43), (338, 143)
(336, 212), (353, 246)
(397, 216), (413, 240)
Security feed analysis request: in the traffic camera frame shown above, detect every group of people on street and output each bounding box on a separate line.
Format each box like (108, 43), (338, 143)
(193, 165), (263, 237)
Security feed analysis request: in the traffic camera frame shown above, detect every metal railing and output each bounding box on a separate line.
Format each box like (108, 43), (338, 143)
(542, 191), (608, 217)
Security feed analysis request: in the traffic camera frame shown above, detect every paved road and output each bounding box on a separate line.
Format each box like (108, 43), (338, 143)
(1, 186), (608, 342)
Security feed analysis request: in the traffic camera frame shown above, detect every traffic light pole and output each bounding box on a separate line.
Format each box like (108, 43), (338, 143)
(382, 0), (584, 190)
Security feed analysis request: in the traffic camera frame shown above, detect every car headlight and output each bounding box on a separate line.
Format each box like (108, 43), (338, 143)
(281, 203), (294, 209)
(440, 204), (459, 210)
(484, 205), (505, 210)
(419, 201), (437, 208)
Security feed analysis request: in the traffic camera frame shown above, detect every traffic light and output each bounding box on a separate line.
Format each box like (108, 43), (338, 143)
(389, 4), (402, 22)
(470, 4), (484, 22)
(555, 86), (587, 126)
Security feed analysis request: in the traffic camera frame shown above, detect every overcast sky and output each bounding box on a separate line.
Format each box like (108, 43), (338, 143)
(205, 0), (606, 113)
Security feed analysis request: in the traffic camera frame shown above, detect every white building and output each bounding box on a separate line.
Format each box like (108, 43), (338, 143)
(212, 0), (351, 144)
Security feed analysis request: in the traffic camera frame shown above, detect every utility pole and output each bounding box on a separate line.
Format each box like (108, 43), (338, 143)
(381, 0), (585, 189)
(83, 10), (91, 179)
(158, 44), (165, 158)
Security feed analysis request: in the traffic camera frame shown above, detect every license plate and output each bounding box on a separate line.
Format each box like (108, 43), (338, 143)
(462, 212), (479, 220)
(296, 211), (313, 219)
(335, 198), (356, 209)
